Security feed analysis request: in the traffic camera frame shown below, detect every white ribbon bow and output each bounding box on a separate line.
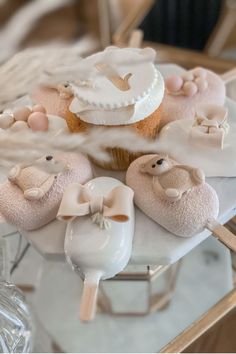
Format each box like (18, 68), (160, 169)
(57, 183), (134, 229)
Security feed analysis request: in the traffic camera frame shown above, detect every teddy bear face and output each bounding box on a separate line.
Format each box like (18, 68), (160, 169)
(140, 155), (173, 176)
(7, 154), (66, 201)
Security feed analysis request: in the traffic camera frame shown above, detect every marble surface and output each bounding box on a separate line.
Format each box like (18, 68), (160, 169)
(15, 64), (236, 265)
(29, 236), (232, 352)
(22, 172), (236, 265)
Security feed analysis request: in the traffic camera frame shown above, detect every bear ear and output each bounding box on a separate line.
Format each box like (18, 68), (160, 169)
(8, 165), (21, 182)
(163, 154), (169, 160)
(140, 163), (147, 173)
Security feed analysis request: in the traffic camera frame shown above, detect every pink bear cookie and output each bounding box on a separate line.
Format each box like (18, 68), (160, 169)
(126, 154), (219, 237)
(140, 155), (205, 202)
(0, 153), (93, 231)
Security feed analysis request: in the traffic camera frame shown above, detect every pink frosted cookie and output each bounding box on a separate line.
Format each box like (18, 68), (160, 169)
(0, 153), (93, 231)
(126, 154), (219, 237)
(161, 67), (226, 128)
(31, 86), (72, 119)
(126, 154), (236, 251)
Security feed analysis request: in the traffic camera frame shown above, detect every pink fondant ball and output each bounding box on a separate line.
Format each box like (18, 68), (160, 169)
(165, 75), (183, 92)
(32, 104), (46, 113)
(13, 107), (31, 121)
(182, 71), (194, 81)
(195, 77), (208, 92)
(183, 81), (198, 97)
(28, 112), (49, 131)
(193, 67), (207, 79)
(11, 121), (28, 131)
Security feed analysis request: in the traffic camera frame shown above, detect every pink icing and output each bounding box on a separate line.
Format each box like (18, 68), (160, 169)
(165, 67), (208, 97)
(126, 154), (219, 237)
(161, 68), (226, 127)
(0, 153), (93, 231)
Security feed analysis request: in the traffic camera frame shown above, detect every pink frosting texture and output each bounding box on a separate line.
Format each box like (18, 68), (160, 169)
(161, 68), (226, 128)
(126, 154), (219, 237)
(0, 153), (93, 231)
(31, 87), (71, 118)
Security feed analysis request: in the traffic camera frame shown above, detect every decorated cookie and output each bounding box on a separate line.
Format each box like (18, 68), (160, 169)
(140, 155), (205, 202)
(158, 99), (236, 177)
(0, 153), (93, 231)
(126, 154), (217, 237)
(126, 154), (236, 251)
(58, 177), (134, 321)
(190, 104), (229, 149)
(161, 67), (226, 127)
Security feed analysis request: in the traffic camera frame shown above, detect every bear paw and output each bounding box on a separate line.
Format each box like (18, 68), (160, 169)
(24, 188), (44, 201)
(192, 168), (205, 185)
(165, 188), (181, 201)
(8, 165), (21, 182)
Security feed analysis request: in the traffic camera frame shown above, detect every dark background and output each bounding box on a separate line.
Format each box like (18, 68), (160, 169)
(140, 0), (223, 50)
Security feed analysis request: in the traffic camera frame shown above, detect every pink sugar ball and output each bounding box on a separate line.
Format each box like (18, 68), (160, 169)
(165, 75), (183, 92)
(0, 113), (14, 129)
(182, 71), (194, 81)
(32, 104), (46, 113)
(195, 77), (208, 92)
(28, 112), (49, 131)
(183, 81), (198, 97)
(193, 67), (207, 78)
(11, 121), (28, 132)
(13, 107), (31, 121)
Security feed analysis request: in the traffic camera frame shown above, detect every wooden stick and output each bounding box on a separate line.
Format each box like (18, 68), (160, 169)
(207, 219), (236, 252)
(80, 281), (99, 322)
(128, 29), (144, 48)
(113, 0), (154, 46)
(221, 67), (236, 84)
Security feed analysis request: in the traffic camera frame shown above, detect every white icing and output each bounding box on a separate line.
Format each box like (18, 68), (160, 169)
(69, 69), (164, 126)
(70, 47), (158, 109)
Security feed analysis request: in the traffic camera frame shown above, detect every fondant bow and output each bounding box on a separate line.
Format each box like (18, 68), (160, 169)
(57, 183), (134, 229)
(190, 104), (229, 149)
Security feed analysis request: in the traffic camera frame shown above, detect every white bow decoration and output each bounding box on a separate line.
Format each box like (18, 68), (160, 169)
(57, 183), (134, 230)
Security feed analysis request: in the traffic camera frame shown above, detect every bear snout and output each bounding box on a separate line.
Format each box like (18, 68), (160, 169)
(46, 155), (53, 161)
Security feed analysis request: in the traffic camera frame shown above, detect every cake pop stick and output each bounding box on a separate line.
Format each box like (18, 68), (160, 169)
(126, 154), (236, 252)
(128, 29), (144, 48)
(220, 67), (236, 84)
(57, 177), (134, 322)
(207, 219), (236, 252)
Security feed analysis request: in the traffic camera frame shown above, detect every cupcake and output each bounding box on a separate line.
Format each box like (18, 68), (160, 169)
(64, 46), (164, 170)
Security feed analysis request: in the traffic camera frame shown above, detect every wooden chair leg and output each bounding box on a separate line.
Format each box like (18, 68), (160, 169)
(204, 0), (236, 57)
